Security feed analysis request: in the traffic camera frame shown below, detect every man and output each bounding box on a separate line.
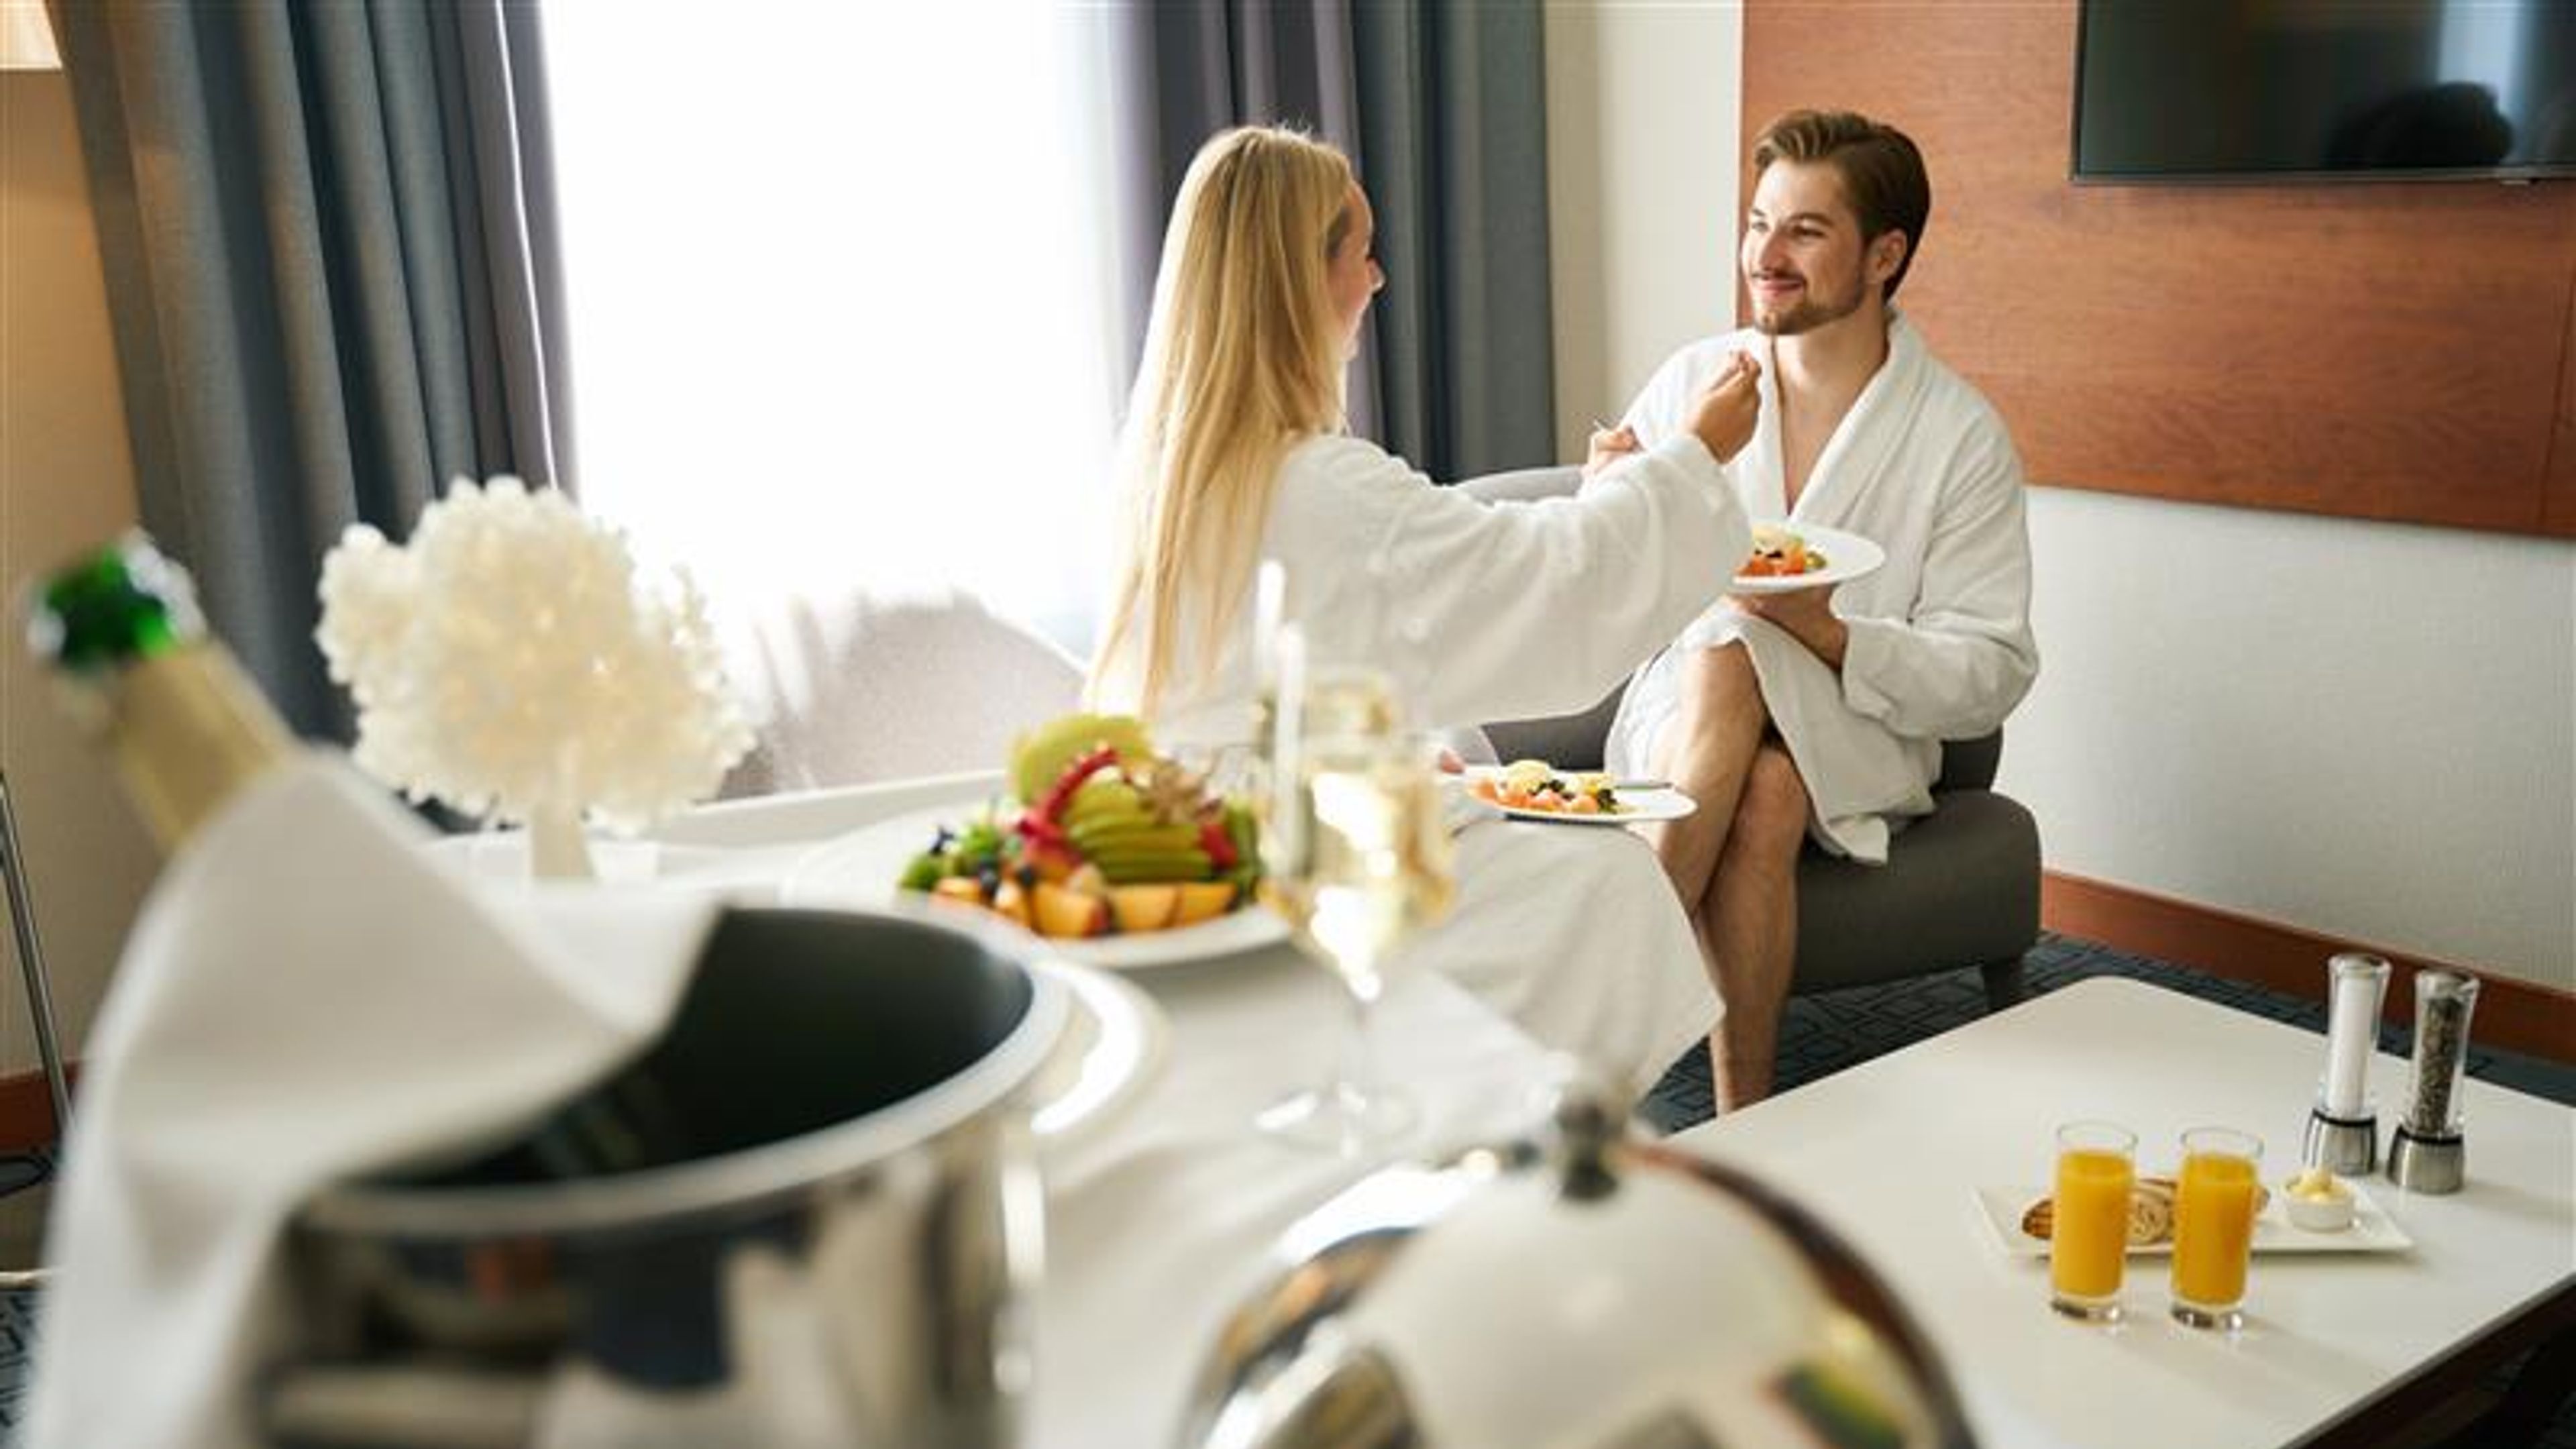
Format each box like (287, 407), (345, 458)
(1589, 109), (2038, 1110)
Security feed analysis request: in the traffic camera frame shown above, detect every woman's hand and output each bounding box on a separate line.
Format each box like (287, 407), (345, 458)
(1686, 352), (1762, 464)
(1583, 423), (1642, 478)
(1729, 583), (1848, 669)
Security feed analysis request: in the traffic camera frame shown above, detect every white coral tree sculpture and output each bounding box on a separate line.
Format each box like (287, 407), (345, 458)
(317, 478), (755, 879)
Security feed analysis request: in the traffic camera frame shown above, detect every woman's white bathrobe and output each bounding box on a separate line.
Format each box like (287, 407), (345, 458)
(1606, 312), (2039, 863)
(1093, 433), (1752, 1091)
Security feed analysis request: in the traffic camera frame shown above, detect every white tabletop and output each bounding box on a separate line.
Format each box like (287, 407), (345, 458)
(1671, 977), (2576, 1449)
(621, 779), (1577, 1445)
(1026, 945), (1561, 1448)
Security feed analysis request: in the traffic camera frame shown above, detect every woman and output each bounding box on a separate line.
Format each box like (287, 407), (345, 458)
(1087, 125), (1763, 1093)
(1089, 125), (1758, 744)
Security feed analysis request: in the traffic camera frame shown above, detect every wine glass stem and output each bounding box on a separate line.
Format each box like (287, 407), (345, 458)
(1332, 983), (1378, 1116)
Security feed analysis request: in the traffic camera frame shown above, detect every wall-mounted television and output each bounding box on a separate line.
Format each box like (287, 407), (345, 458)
(2074, 1), (2576, 183)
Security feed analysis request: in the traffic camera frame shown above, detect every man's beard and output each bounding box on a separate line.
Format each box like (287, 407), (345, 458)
(1751, 266), (1867, 336)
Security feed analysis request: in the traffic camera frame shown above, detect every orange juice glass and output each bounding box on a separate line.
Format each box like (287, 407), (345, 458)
(2049, 1122), (2137, 1321)
(2171, 1127), (2264, 1330)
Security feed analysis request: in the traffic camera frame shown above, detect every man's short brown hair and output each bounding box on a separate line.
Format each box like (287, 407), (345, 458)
(1752, 110), (1930, 301)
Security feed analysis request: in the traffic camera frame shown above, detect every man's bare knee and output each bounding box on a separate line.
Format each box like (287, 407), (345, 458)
(1733, 749), (1810, 857)
(1680, 641), (1757, 703)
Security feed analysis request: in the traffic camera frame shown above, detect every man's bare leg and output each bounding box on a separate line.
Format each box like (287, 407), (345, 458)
(1644, 643), (1768, 913)
(1702, 744), (1809, 1110)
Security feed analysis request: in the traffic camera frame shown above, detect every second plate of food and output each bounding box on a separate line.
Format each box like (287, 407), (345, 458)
(1463, 765), (1698, 825)
(1970, 1179), (2414, 1257)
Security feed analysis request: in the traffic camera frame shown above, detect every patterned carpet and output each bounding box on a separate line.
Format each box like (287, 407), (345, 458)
(0, 934), (2564, 1444)
(1641, 931), (2576, 1130)
(0, 1148), (48, 1437)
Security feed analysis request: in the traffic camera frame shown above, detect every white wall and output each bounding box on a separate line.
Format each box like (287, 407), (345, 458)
(2010, 490), (2575, 988)
(1544, 13), (2576, 993)
(0, 70), (158, 1072)
(1543, 2), (1741, 462)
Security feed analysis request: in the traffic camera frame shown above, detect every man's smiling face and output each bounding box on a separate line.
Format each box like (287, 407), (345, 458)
(1740, 159), (1884, 337)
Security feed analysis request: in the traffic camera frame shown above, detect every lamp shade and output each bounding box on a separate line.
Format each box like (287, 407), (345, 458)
(1, 1), (60, 71)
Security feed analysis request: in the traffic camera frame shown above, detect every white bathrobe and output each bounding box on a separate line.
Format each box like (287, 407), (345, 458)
(1094, 431), (1750, 749)
(1606, 311), (2039, 863)
(1093, 432), (1753, 1089)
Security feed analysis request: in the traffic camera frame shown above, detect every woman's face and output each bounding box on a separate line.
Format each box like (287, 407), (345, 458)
(1327, 182), (1384, 358)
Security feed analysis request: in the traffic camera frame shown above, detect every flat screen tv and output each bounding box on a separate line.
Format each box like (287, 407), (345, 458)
(2074, 1), (2576, 182)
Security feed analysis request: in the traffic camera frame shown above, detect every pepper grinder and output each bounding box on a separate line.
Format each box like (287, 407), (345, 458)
(2304, 953), (2389, 1175)
(2389, 970), (2479, 1193)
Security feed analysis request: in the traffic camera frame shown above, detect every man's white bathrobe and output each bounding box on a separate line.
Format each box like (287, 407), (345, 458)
(1607, 311), (2039, 863)
(1092, 433), (1752, 1091)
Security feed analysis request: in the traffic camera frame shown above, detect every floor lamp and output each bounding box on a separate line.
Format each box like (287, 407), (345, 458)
(5, 0), (74, 1285)
(0, 773), (73, 1288)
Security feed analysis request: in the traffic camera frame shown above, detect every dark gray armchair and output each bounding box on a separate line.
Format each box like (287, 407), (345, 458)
(1462, 466), (2039, 1010)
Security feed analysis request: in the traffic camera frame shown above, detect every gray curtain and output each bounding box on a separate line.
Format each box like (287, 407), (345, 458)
(1108, 0), (1555, 480)
(52, 0), (572, 738)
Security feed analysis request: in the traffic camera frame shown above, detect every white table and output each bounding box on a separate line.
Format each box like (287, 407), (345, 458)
(1671, 978), (2576, 1449)
(1025, 941), (1562, 1447)
(647, 776), (1584, 1446)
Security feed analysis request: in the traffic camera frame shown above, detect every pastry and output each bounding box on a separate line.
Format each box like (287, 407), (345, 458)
(2020, 1174), (2260, 1247)
(2127, 1178), (2176, 1245)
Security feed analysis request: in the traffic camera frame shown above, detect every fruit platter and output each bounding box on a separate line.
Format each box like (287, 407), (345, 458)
(895, 713), (1263, 941)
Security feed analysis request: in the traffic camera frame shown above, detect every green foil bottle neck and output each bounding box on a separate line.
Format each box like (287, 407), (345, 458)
(28, 534), (206, 674)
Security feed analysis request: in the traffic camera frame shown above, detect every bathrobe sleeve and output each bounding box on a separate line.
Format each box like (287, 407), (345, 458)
(1837, 419), (2039, 740)
(1269, 433), (1750, 732)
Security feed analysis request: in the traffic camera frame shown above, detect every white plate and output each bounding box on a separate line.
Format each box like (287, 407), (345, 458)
(1460, 769), (1699, 826)
(1026, 958), (1167, 1145)
(1971, 1183), (2415, 1258)
(783, 804), (1290, 971)
(1730, 523), (1886, 596)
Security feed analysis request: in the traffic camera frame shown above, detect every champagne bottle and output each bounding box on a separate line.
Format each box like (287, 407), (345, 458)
(26, 533), (698, 1181)
(25, 533), (299, 851)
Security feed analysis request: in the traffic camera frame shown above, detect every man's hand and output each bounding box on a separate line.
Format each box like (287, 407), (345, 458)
(1686, 352), (1762, 464)
(1583, 423), (1643, 478)
(1729, 583), (1848, 669)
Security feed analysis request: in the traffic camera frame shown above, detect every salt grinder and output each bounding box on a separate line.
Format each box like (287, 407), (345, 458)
(2304, 953), (2389, 1175)
(2389, 969), (2479, 1194)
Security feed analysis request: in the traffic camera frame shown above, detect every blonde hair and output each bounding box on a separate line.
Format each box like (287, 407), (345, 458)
(1089, 126), (1356, 715)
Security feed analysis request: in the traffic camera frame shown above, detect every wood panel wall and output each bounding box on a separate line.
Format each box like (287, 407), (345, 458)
(1742, 0), (2576, 538)
(2551, 278), (2576, 534)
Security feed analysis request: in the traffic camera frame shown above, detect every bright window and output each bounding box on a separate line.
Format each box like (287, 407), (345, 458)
(539, 2), (1124, 661)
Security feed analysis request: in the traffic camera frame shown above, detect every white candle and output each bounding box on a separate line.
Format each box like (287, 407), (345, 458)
(1269, 624), (1307, 873)
(1252, 559), (1287, 690)
(2320, 953), (2390, 1118)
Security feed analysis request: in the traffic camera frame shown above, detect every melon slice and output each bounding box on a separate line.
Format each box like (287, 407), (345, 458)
(1110, 883), (1181, 933)
(1171, 881), (1238, 926)
(991, 878), (1031, 928)
(1032, 880), (1108, 939)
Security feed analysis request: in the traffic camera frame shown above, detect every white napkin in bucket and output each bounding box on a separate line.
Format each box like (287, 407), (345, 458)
(23, 754), (718, 1449)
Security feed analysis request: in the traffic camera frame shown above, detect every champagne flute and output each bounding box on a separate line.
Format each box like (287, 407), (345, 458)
(1255, 647), (1454, 1153)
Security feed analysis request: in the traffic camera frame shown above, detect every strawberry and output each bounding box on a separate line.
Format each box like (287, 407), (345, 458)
(1035, 745), (1122, 825)
(1199, 818), (1238, 871)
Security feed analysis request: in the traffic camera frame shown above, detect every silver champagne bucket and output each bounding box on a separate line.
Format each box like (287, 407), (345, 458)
(263, 905), (1067, 1449)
